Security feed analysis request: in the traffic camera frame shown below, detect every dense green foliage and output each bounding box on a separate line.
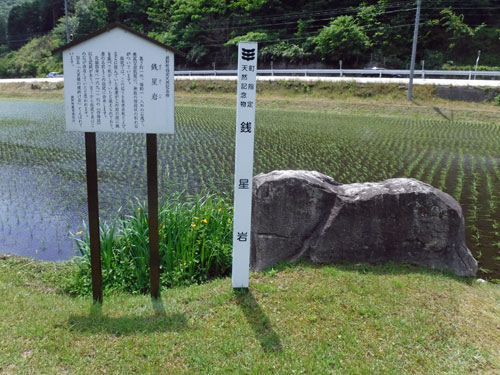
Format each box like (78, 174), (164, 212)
(0, 33), (63, 76)
(0, 0), (25, 20)
(313, 15), (370, 63)
(5, 0), (65, 49)
(69, 193), (233, 294)
(0, 0), (499, 76)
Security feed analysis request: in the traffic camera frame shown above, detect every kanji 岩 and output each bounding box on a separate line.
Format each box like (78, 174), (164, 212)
(240, 121), (252, 133)
(238, 179), (249, 189)
(237, 232), (248, 241)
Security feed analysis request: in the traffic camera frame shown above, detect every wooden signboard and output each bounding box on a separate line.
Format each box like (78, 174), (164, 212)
(54, 23), (182, 302)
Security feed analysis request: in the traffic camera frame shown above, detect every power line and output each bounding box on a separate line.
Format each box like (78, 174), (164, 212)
(160, 1), (416, 30)
(0, 3), (416, 44)
(161, 3), (499, 38)
(193, 7), (418, 34)
(226, 1), (416, 23)
(203, 22), (422, 47)
(2, 2), (498, 47)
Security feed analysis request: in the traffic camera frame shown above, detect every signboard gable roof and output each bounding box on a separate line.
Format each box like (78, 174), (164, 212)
(53, 22), (184, 56)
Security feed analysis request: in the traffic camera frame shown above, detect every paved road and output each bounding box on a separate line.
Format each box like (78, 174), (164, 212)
(0, 77), (64, 83)
(1, 76), (499, 87)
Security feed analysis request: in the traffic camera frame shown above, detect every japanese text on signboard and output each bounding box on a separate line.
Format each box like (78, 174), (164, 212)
(62, 28), (175, 134)
(68, 50), (171, 131)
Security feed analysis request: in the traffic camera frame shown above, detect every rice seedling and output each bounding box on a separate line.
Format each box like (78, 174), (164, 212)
(1, 100), (500, 278)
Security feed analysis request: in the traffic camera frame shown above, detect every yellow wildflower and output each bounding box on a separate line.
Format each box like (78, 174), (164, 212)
(76, 231), (83, 236)
(201, 219), (208, 224)
(191, 223), (196, 228)
(193, 216), (199, 220)
(227, 218), (231, 223)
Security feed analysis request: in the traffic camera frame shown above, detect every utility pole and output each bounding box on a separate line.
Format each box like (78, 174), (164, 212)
(408, 0), (422, 100)
(474, 50), (481, 80)
(64, 0), (70, 43)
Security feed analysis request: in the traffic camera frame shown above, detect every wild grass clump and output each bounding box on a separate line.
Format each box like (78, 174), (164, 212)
(494, 94), (500, 106)
(68, 193), (233, 295)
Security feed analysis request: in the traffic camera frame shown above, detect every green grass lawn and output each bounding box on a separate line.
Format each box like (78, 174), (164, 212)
(1, 255), (499, 374)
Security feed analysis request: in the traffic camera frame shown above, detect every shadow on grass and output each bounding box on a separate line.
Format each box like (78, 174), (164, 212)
(432, 106), (453, 121)
(151, 296), (167, 316)
(234, 290), (282, 353)
(67, 300), (187, 335)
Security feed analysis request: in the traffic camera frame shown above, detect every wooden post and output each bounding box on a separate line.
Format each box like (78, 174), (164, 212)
(147, 133), (160, 299)
(85, 132), (102, 303)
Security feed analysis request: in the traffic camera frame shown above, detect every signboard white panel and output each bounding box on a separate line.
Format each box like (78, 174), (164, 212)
(232, 42), (258, 289)
(62, 28), (174, 134)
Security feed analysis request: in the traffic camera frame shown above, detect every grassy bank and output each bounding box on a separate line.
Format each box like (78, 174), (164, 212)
(0, 255), (499, 374)
(1, 80), (500, 123)
(0, 82), (64, 101)
(175, 79), (500, 123)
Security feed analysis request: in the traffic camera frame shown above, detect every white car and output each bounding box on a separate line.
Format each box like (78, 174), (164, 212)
(45, 72), (63, 78)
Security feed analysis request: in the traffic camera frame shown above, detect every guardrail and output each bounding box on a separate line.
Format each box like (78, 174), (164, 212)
(175, 69), (500, 80)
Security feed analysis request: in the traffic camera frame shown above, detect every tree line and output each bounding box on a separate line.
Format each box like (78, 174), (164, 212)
(1, 0), (499, 78)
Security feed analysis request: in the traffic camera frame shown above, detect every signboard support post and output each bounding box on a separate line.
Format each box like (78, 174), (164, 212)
(84, 132), (103, 303)
(55, 23), (180, 303)
(147, 133), (160, 299)
(232, 42), (258, 290)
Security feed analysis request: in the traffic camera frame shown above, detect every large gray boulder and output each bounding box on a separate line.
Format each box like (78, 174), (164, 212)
(250, 170), (478, 277)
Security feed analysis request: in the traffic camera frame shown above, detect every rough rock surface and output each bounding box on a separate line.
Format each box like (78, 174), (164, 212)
(435, 86), (500, 103)
(250, 170), (478, 277)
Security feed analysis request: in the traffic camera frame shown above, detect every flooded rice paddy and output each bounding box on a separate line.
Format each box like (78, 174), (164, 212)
(0, 100), (499, 277)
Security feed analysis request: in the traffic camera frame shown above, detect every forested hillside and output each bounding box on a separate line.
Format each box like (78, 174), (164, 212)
(0, 0), (499, 78)
(0, 0), (25, 50)
(0, 0), (25, 19)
